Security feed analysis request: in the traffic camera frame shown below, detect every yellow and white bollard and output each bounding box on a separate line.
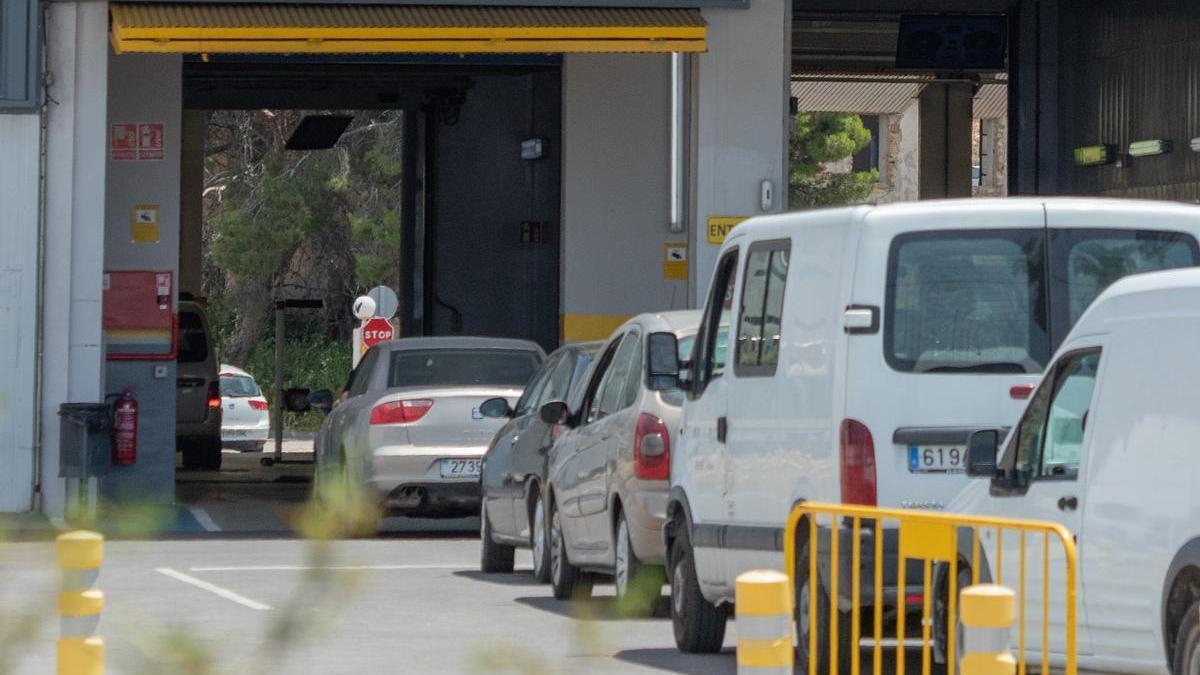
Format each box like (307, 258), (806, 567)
(56, 530), (104, 675)
(960, 584), (1016, 675)
(735, 569), (793, 675)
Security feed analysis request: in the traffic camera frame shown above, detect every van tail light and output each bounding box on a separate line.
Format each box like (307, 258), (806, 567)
(633, 413), (671, 480)
(207, 382), (221, 409)
(1010, 384), (1036, 400)
(248, 399), (269, 411)
(370, 399), (434, 425)
(840, 419), (877, 506)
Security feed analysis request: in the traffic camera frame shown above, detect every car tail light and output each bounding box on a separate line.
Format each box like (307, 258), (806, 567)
(839, 419), (877, 506)
(370, 399), (434, 425)
(1010, 384), (1035, 400)
(633, 413), (670, 480)
(248, 399), (269, 411)
(207, 382), (221, 409)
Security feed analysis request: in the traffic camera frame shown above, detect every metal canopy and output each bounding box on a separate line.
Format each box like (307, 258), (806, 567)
(110, 4), (708, 54)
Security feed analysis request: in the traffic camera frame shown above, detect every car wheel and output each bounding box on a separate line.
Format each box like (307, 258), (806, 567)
(670, 530), (726, 653)
(934, 563), (973, 673)
(480, 504), (515, 574)
(530, 489), (551, 583)
(795, 541), (853, 674)
(1173, 599), (1200, 674)
(615, 512), (664, 617)
(549, 500), (592, 601)
(182, 437), (222, 471)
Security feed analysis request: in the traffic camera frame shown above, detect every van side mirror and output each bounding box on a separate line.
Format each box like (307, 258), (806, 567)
(308, 389), (334, 414)
(283, 388), (312, 414)
(647, 332), (681, 391)
(479, 397), (512, 419)
(966, 429), (1000, 477)
(539, 400), (570, 426)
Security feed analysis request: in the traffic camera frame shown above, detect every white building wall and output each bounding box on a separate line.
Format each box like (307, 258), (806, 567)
(0, 113), (40, 512)
(693, 0), (790, 305)
(561, 53), (686, 341)
(41, 1), (109, 517)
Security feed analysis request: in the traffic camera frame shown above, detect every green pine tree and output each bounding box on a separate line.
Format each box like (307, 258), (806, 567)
(788, 111), (879, 209)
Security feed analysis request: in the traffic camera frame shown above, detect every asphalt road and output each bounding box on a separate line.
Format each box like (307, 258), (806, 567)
(1, 451), (738, 675)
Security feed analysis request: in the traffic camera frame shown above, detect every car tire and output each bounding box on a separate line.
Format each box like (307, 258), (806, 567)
(182, 437), (222, 471)
(480, 504), (515, 574)
(670, 530), (726, 653)
(795, 541), (854, 675)
(530, 489), (552, 583)
(1173, 599), (1200, 674)
(933, 563), (974, 673)
(615, 512), (664, 617)
(550, 500), (592, 601)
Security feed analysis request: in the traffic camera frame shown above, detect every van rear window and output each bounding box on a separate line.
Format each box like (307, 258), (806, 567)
(886, 228), (1200, 375)
(886, 229), (1048, 374)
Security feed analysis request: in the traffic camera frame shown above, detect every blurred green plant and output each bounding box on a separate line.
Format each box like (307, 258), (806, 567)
(789, 111), (879, 209)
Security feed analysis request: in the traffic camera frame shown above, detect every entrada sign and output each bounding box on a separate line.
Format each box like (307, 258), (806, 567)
(706, 215), (748, 245)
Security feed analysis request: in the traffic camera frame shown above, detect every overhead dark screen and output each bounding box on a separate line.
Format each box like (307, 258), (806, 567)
(285, 115), (353, 151)
(1, 0), (37, 109)
(896, 15), (1007, 71)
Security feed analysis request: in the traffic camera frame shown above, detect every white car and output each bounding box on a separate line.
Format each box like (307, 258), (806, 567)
(947, 268), (1200, 674)
(663, 198), (1200, 659)
(219, 365), (270, 452)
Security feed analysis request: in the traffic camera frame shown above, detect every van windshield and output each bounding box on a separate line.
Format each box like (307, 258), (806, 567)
(886, 228), (1199, 374)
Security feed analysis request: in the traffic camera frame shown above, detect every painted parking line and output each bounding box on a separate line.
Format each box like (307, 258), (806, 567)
(188, 564), (473, 572)
(187, 506), (222, 532)
(155, 567), (272, 610)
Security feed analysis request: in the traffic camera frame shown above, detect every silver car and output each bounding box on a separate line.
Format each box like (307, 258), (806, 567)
(311, 337), (544, 523)
(540, 311), (700, 611)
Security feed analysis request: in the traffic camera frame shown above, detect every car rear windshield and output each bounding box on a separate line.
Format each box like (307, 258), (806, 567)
(220, 375), (260, 398)
(886, 228), (1200, 374)
(388, 349), (541, 388)
(178, 311), (210, 364)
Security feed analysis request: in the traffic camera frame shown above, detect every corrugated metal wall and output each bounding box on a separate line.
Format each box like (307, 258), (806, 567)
(1064, 0), (1200, 200)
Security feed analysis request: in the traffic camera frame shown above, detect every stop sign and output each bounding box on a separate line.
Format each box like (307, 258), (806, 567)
(361, 317), (395, 348)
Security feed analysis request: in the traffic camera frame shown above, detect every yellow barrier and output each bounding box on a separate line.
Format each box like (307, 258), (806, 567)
(783, 503), (1077, 675)
(735, 570), (794, 674)
(57, 530), (104, 675)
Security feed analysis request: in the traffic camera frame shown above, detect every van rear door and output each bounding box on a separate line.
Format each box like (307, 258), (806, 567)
(845, 204), (1045, 510)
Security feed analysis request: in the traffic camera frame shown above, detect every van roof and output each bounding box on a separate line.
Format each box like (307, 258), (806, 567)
(1069, 267), (1200, 337)
(727, 197), (1200, 241)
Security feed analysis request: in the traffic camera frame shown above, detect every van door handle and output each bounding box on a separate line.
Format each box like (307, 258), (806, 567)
(717, 417), (728, 444)
(1057, 496), (1078, 512)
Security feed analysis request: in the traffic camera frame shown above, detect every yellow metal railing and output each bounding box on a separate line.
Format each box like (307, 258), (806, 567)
(783, 503), (1077, 675)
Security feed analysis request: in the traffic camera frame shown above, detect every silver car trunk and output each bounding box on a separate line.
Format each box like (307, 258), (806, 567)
(367, 386), (521, 449)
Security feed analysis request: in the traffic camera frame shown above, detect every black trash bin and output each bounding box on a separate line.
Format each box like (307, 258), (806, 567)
(59, 403), (112, 478)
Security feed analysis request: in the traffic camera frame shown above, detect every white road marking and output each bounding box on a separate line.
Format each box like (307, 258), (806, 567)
(187, 506), (222, 532)
(155, 567), (272, 610)
(188, 564), (473, 572)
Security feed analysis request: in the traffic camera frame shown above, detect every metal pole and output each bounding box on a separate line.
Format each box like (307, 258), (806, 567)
(273, 301), (284, 463)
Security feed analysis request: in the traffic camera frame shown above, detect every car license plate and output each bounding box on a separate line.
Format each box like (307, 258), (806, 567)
(908, 445), (965, 473)
(440, 459), (482, 479)
(226, 429), (246, 437)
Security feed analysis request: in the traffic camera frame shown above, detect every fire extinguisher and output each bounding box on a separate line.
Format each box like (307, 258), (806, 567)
(112, 389), (138, 466)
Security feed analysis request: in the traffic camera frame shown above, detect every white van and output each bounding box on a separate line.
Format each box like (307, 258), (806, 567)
(949, 268), (1200, 674)
(662, 198), (1200, 655)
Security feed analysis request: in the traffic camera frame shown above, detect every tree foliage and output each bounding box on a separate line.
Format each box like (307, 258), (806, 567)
(788, 111), (879, 209)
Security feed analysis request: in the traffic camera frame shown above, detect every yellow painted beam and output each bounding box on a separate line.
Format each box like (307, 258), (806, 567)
(112, 37), (706, 54)
(561, 314), (628, 342)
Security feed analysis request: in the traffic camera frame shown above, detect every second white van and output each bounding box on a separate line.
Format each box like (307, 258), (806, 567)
(659, 198), (1200, 660)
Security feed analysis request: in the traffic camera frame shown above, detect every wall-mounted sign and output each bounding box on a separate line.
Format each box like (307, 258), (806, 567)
(1073, 145), (1113, 167)
(706, 215), (748, 245)
(663, 242), (688, 281)
(111, 122), (165, 161)
(131, 204), (160, 243)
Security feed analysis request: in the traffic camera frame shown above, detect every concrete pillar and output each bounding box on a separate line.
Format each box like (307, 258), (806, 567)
(42, 1), (110, 517)
(918, 82), (975, 200)
(179, 110), (206, 298)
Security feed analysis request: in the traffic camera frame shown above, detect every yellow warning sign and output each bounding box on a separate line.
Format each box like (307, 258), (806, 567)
(663, 242), (688, 281)
(706, 215), (748, 245)
(131, 204), (160, 243)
